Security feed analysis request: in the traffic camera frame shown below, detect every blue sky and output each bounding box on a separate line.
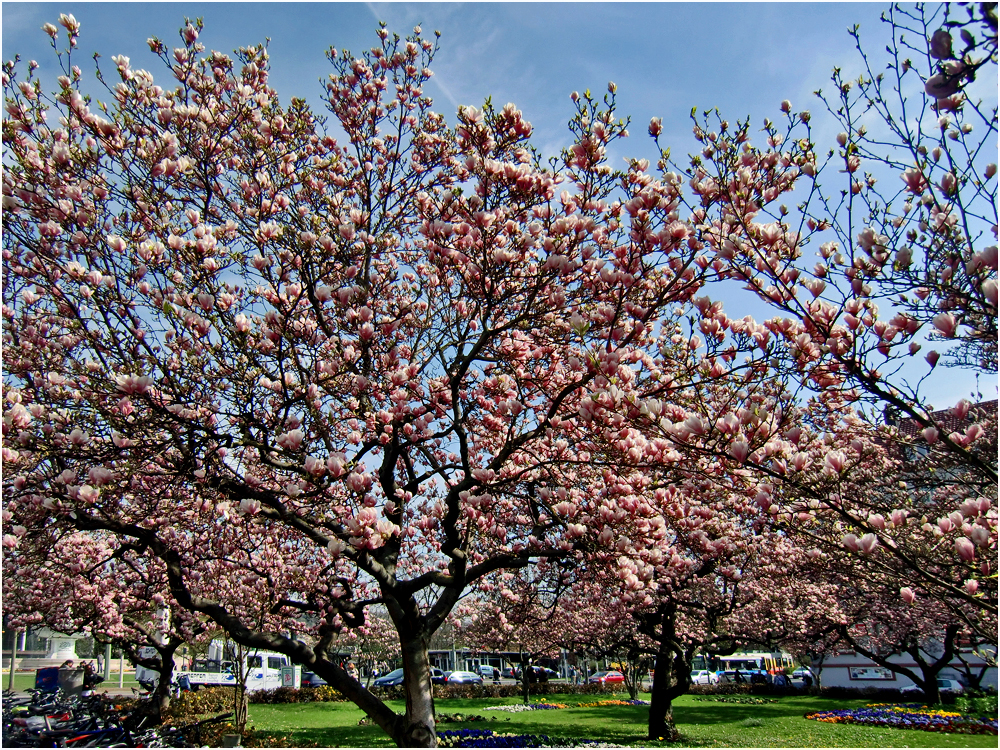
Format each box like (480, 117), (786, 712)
(3, 2), (886, 154)
(2, 2), (993, 408)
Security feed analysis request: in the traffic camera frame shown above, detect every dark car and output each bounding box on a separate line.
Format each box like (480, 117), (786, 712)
(301, 671), (328, 687)
(372, 668), (405, 688)
(445, 670), (484, 685)
(501, 667), (517, 680)
(431, 668), (447, 685)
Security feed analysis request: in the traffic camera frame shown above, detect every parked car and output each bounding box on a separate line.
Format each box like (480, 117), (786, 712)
(372, 668), (405, 688)
(690, 669), (719, 685)
(501, 667), (517, 679)
(446, 670), (484, 685)
(588, 670), (625, 684)
(477, 664), (498, 678)
(431, 668), (447, 685)
(301, 671), (328, 687)
(900, 678), (964, 695)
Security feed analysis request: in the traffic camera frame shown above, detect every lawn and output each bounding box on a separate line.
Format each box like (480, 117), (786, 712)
(244, 691), (998, 747)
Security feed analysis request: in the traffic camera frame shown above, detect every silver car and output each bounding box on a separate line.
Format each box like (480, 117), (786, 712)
(690, 669), (719, 685)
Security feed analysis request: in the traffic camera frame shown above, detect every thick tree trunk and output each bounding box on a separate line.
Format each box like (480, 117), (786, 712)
(152, 645), (176, 721)
(915, 676), (941, 705)
(646, 606), (689, 742)
(126, 641), (178, 728)
(396, 634), (437, 747)
(648, 649), (675, 740)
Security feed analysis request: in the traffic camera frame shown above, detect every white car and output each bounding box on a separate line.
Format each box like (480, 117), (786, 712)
(690, 669), (719, 685)
(900, 678), (964, 695)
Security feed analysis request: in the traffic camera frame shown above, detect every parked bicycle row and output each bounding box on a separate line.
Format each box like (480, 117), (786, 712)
(1, 687), (232, 747)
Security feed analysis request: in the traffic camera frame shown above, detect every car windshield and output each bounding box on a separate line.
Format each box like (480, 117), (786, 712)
(381, 669), (404, 679)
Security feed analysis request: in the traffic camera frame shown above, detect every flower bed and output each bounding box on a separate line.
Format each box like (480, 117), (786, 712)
(481, 702), (568, 712)
(695, 696), (777, 705)
(575, 699), (650, 707)
(438, 729), (622, 747)
(805, 703), (998, 735)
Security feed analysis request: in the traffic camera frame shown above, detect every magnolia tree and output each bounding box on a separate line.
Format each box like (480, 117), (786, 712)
(1, 529), (206, 719)
(590, 468), (843, 740)
(461, 563), (651, 702)
(593, 1), (997, 631)
(0, 16), (743, 747)
(802, 546), (982, 705)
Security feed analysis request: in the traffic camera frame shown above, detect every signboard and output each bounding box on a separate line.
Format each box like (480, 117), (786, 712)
(281, 666), (296, 687)
(848, 666), (895, 681)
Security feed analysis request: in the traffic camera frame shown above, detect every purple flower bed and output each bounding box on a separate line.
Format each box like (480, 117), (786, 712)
(805, 703), (998, 735)
(437, 729), (622, 747)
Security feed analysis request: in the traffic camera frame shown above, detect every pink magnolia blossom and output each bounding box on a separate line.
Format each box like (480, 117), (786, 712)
(326, 453), (348, 477)
(929, 29), (953, 59)
(842, 533), (860, 552)
(900, 587), (916, 604)
(925, 73), (963, 99)
(729, 440), (749, 462)
(78, 485), (100, 504)
(304, 456), (326, 477)
(275, 429), (304, 451)
(116, 374), (153, 395)
(955, 536), (976, 562)
(824, 451), (846, 474)
(899, 168), (928, 195)
(859, 533), (878, 554)
(982, 279), (997, 307)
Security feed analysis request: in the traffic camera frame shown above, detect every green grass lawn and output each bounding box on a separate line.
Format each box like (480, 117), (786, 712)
(245, 691), (997, 747)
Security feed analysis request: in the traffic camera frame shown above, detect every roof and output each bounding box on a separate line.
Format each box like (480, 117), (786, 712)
(895, 399), (997, 440)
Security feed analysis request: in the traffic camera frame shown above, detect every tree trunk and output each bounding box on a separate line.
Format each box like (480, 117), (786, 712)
(915, 676), (941, 705)
(646, 606), (689, 742)
(152, 645), (176, 721)
(648, 649), (675, 741)
(395, 634), (437, 747)
(126, 640), (178, 728)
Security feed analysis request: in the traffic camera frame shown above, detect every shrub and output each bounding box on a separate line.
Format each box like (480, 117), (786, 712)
(163, 686), (234, 719)
(249, 685), (347, 704)
(955, 691), (999, 717)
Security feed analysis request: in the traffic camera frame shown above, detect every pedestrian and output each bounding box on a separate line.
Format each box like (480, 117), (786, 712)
(493, 666), (500, 684)
(60, 659), (75, 669)
(735, 669), (744, 684)
(82, 661), (103, 696)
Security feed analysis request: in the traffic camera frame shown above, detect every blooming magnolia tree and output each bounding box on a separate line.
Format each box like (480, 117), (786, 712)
(0, 16), (737, 746)
(1, 529), (206, 719)
(3, 7), (996, 745)
(597, 1), (997, 630)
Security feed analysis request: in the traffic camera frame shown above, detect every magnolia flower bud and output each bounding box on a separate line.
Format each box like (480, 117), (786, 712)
(929, 29), (953, 59)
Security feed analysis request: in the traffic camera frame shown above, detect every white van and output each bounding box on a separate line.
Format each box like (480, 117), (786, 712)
(136, 643), (300, 691)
